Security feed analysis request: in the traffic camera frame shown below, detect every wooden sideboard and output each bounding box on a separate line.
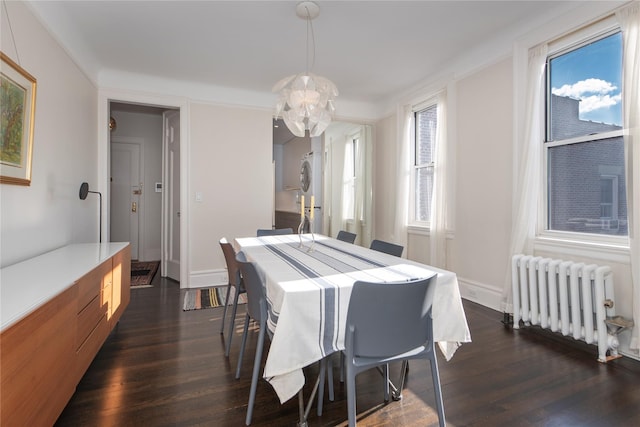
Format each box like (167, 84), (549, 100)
(0, 243), (131, 426)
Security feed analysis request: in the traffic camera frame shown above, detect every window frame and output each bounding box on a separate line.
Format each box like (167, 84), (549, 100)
(538, 23), (627, 247)
(409, 98), (439, 228)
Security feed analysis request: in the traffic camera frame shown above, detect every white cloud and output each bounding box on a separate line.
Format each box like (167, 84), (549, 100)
(579, 93), (622, 113)
(552, 78), (621, 115)
(552, 78), (617, 98)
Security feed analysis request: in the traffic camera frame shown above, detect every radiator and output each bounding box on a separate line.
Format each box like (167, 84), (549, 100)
(511, 254), (619, 362)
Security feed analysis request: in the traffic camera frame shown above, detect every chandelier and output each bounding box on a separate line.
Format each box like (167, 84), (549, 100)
(273, 1), (338, 137)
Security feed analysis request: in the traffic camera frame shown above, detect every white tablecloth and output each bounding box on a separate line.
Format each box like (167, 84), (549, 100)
(235, 234), (471, 403)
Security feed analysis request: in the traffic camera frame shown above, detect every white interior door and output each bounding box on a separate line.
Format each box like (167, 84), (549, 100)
(111, 142), (141, 260)
(163, 110), (180, 281)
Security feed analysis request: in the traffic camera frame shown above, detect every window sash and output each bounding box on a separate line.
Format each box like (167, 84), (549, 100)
(545, 29), (622, 144)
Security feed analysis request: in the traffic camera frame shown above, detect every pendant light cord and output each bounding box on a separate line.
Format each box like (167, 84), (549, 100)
(2, 0), (21, 65)
(304, 5), (316, 74)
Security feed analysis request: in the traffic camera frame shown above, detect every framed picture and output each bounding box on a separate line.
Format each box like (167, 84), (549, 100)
(1, 51), (36, 185)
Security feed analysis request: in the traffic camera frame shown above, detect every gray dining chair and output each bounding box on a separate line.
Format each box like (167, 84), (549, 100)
(256, 228), (294, 236)
(219, 238), (246, 358)
(322, 237), (404, 408)
(336, 230), (357, 244)
(369, 239), (404, 257)
(343, 275), (444, 427)
(235, 251), (269, 426)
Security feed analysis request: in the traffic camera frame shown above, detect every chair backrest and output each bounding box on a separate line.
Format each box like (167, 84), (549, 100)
(369, 239), (404, 257)
(256, 228), (294, 237)
(219, 238), (241, 286)
(346, 275), (437, 358)
(336, 230), (357, 244)
(235, 251), (267, 322)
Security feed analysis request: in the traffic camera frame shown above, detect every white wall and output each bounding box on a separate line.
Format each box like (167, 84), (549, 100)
(373, 114), (399, 244)
(109, 109), (164, 261)
(1, 1), (97, 267)
(450, 58), (514, 308)
(188, 103), (273, 288)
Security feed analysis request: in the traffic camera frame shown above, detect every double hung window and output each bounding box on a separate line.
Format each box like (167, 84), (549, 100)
(412, 103), (438, 225)
(545, 29), (627, 237)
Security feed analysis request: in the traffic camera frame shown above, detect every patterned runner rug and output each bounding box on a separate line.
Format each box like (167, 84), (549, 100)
(131, 261), (159, 288)
(183, 286), (246, 311)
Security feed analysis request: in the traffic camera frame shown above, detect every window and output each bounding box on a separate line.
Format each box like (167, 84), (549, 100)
(545, 30), (627, 237)
(413, 103), (437, 224)
(342, 137), (357, 220)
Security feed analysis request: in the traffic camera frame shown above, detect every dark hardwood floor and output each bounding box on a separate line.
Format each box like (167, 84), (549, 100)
(56, 274), (640, 426)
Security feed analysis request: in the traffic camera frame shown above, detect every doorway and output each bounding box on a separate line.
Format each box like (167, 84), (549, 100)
(109, 102), (180, 282)
(111, 138), (142, 260)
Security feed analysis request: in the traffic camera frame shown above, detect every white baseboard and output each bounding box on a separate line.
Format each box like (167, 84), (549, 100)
(188, 268), (227, 289)
(457, 277), (503, 312)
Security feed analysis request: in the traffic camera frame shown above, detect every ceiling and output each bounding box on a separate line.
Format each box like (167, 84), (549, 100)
(26, 0), (584, 111)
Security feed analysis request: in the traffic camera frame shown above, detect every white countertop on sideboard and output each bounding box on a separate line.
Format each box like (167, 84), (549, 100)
(0, 242), (129, 332)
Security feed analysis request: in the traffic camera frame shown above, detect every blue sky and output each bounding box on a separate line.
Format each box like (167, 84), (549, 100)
(550, 32), (622, 126)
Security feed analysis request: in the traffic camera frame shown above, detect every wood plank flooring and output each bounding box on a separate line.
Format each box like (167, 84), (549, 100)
(55, 275), (640, 426)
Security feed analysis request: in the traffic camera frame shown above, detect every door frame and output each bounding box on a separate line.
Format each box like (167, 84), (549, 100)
(162, 110), (181, 281)
(98, 89), (189, 287)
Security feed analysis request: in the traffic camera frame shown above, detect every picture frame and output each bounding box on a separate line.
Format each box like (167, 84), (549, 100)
(1, 51), (37, 185)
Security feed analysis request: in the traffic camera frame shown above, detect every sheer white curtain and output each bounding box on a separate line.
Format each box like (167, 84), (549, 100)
(355, 125), (373, 247)
(327, 125), (372, 246)
(502, 43), (548, 311)
(429, 90), (448, 268)
(616, 3), (640, 353)
(393, 105), (412, 252)
(323, 140), (333, 234)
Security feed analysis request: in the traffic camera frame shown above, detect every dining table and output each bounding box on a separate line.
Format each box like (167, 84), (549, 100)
(234, 233), (471, 422)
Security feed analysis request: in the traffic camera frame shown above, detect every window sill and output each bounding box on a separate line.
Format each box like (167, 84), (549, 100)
(534, 234), (630, 264)
(407, 225), (455, 240)
(407, 224), (431, 236)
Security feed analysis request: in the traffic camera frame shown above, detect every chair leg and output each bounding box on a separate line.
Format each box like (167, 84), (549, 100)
(317, 358), (326, 416)
(429, 355), (446, 427)
(394, 360), (409, 400)
(220, 283), (232, 334)
(245, 322), (266, 426)
(236, 314), (250, 379)
(327, 356), (335, 401)
(225, 287), (242, 357)
(346, 361), (357, 427)
(382, 363), (390, 402)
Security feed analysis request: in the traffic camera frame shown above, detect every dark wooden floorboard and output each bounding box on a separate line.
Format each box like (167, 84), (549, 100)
(56, 275), (640, 426)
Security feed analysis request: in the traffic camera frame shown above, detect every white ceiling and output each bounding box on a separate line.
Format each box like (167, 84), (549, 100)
(26, 0), (586, 112)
